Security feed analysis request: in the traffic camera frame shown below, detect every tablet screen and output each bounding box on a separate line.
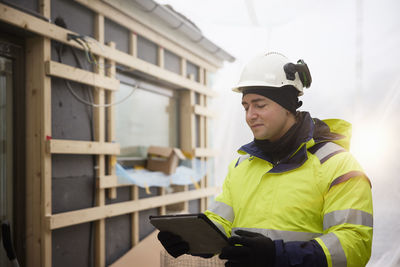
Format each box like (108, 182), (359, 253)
(149, 213), (228, 254)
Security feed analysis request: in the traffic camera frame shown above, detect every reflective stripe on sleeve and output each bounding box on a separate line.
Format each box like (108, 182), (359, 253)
(208, 201), (235, 223)
(231, 227), (322, 242)
(323, 209), (373, 230)
(329, 170), (371, 190)
(319, 233), (347, 267)
(314, 142), (346, 163)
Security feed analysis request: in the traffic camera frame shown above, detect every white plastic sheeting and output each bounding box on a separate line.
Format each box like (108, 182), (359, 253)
(116, 159), (207, 188)
(156, 0), (400, 266)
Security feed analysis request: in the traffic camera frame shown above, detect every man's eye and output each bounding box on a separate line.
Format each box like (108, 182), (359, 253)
(256, 104), (266, 108)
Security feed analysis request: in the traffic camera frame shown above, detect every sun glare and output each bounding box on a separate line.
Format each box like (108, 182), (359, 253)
(350, 122), (393, 175)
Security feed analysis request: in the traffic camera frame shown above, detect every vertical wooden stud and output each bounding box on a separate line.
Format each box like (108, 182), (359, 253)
(26, 36), (52, 267)
(94, 13), (106, 267)
(180, 72), (196, 213)
(158, 46), (164, 69)
(180, 58), (187, 79)
(129, 32), (137, 58)
(128, 30), (140, 247)
(131, 186), (139, 246)
(106, 41), (117, 200)
(39, 0), (50, 19)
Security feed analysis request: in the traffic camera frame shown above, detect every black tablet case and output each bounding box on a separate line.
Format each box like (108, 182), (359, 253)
(149, 213), (228, 254)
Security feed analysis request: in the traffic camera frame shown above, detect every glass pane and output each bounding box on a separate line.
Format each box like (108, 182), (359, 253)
(115, 83), (177, 157)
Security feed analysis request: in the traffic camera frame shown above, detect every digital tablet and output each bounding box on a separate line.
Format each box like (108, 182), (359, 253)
(149, 213), (228, 254)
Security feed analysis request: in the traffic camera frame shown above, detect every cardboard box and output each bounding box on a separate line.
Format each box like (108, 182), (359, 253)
(147, 146), (186, 175)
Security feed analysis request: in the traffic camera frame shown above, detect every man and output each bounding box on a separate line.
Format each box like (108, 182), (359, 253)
(158, 52), (373, 267)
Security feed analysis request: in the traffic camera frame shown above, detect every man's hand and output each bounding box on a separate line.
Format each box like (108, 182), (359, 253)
(219, 230), (276, 267)
(157, 231), (189, 258)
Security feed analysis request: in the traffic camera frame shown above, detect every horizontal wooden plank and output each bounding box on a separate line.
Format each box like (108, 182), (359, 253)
(47, 139), (120, 155)
(193, 105), (215, 118)
(45, 61), (119, 91)
(97, 175), (118, 188)
(106, 48), (216, 97)
(193, 148), (217, 158)
(46, 186), (220, 229)
(0, 3), (216, 97)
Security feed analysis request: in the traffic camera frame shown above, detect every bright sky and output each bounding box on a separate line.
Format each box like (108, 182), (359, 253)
(156, 1), (400, 265)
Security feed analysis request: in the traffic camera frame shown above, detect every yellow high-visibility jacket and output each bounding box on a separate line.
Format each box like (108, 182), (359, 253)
(205, 112), (373, 267)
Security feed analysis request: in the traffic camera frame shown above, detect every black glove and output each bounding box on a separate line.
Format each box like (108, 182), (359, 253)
(157, 231), (189, 258)
(219, 230), (276, 267)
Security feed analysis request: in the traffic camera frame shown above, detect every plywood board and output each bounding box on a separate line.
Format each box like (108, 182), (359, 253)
(109, 230), (162, 267)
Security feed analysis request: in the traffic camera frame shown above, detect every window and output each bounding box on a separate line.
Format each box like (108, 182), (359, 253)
(0, 36), (25, 266)
(0, 56), (13, 224)
(115, 75), (179, 158)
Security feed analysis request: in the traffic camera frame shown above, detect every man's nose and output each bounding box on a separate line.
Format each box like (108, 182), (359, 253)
(247, 106), (258, 120)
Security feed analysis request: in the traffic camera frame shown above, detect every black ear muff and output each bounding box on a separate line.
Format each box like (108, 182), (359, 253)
(283, 63), (296, 81)
(295, 59), (312, 88)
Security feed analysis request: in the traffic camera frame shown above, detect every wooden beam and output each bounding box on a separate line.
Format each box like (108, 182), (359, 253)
(158, 187), (166, 215)
(199, 92), (207, 212)
(180, 58), (187, 80)
(193, 104), (215, 118)
(0, 3), (216, 96)
(97, 175), (118, 189)
(193, 148), (216, 158)
(39, 0), (50, 19)
(46, 187), (220, 230)
(45, 61), (119, 91)
(158, 46), (164, 69)
(131, 186), (139, 246)
(129, 32), (137, 58)
(94, 14), (106, 266)
(180, 91), (195, 155)
(25, 36), (52, 267)
(128, 34), (139, 247)
(47, 139), (120, 155)
(106, 41), (117, 199)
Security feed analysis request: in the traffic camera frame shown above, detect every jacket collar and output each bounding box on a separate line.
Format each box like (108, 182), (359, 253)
(238, 112), (331, 173)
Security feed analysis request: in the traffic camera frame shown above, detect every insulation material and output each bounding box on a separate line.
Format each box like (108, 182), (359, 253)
(137, 35), (158, 65)
(51, 0), (94, 38)
(164, 49), (181, 74)
(116, 159), (207, 188)
(105, 17), (130, 54)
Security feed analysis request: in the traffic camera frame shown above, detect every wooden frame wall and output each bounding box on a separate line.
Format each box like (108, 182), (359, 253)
(0, 1), (219, 266)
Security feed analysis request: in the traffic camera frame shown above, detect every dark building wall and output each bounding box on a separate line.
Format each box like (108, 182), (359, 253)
(2, 0), (38, 12)
(137, 35), (158, 65)
(105, 187), (132, 265)
(49, 1), (100, 266)
(51, 0), (94, 38)
(105, 18), (129, 54)
(164, 49), (181, 74)
(52, 223), (92, 267)
(138, 187), (159, 241)
(51, 78), (94, 141)
(187, 60), (199, 81)
(52, 154), (95, 214)
(189, 184), (200, 213)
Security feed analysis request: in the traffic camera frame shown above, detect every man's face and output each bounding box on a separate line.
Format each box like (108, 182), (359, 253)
(242, 93), (294, 141)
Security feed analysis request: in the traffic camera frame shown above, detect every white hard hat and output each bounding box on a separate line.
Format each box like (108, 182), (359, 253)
(232, 52), (311, 96)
